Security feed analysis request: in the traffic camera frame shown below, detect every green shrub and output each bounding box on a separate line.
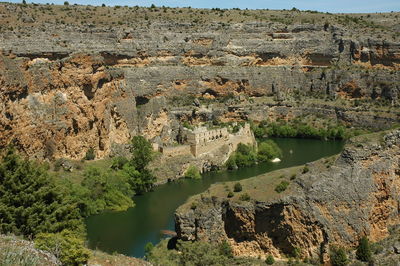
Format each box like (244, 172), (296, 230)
(54, 158), (63, 171)
(233, 182), (242, 192)
(144, 242), (154, 258)
(356, 236), (372, 262)
(110, 156), (129, 170)
(35, 230), (90, 265)
(225, 155), (237, 170)
(218, 241), (233, 258)
(275, 181), (289, 193)
(302, 166), (309, 174)
(80, 166), (134, 214)
(227, 191), (234, 198)
(265, 254), (275, 265)
(239, 193), (251, 201)
(330, 246), (348, 266)
(84, 147), (95, 160)
(184, 165), (201, 179)
(257, 140), (282, 162)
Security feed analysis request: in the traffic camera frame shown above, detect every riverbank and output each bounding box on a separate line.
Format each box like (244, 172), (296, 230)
(86, 138), (344, 258)
(174, 129), (400, 264)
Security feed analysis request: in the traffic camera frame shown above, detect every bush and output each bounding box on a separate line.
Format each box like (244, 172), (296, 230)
(265, 254), (275, 265)
(144, 242), (154, 258)
(233, 182), (242, 192)
(239, 193), (251, 201)
(330, 246), (348, 266)
(225, 155), (237, 170)
(275, 181), (290, 193)
(218, 241), (233, 258)
(63, 1), (69, 5)
(227, 191), (234, 198)
(184, 165), (201, 179)
(356, 236), (372, 262)
(302, 166), (309, 174)
(110, 156), (129, 170)
(257, 140), (282, 162)
(35, 230), (90, 265)
(84, 147), (95, 160)
(226, 143), (258, 169)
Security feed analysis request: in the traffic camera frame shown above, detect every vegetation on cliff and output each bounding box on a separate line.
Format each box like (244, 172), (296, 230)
(0, 136), (156, 265)
(250, 116), (364, 140)
(147, 239), (265, 266)
(184, 165), (202, 179)
(226, 140), (282, 170)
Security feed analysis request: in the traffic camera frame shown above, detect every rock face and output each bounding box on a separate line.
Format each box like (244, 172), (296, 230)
(175, 129), (400, 262)
(0, 3), (399, 159)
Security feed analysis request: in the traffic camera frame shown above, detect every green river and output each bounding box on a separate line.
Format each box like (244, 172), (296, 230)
(86, 138), (344, 258)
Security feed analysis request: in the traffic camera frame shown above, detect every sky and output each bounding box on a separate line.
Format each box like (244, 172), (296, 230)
(7, 0), (400, 13)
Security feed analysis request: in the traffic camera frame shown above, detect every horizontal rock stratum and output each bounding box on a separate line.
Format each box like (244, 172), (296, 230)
(0, 3), (399, 160)
(175, 129), (400, 262)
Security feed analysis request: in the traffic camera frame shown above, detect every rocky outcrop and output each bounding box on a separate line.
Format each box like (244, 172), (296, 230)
(175, 129), (400, 262)
(0, 3), (399, 160)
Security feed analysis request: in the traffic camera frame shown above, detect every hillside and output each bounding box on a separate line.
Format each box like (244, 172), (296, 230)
(0, 2), (399, 161)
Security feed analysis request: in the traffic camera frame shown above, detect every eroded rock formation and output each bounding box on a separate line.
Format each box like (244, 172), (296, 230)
(0, 3), (399, 160)
(175, 129), (400, 262)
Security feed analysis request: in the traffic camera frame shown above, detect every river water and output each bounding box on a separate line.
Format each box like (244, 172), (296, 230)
(86, 138), (344, 258)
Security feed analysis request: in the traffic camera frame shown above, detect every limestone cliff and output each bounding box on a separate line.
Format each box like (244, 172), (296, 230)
(175, 129), (400, 262)
(0, 3), (399, 159)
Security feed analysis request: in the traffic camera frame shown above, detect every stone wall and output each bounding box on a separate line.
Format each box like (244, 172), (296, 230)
(179, 124), (255, 158)
(160, 145), (192, 158)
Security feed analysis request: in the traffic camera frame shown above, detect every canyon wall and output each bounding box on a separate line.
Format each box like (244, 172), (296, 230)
(175, 129), (400, 262)
(0, 3), (399, 159)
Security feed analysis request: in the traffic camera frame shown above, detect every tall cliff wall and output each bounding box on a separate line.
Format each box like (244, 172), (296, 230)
(175, 129), (400, 262)
(0, 3), (399, 159)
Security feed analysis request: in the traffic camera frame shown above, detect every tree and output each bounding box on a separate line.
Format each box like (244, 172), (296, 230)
(144, 242), (154, 258)
(0, 147), (84, 238)
(257, 140), (282, 161)
(184, 165), (201, 179)
(63, 1), (69, 5)
(330, 246), (348, 266)
(356, 236), (372, 262)
(233, 182), (242, 192)
(22, 0), (26, 5)
(80, 167), (134, 213)
(265, 254), (275, 265)
(130, 136), (153, 171)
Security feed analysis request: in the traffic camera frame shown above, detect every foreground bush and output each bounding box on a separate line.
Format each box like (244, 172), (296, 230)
(35, 230), (90, 265)
(148, 239), (259, 265)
